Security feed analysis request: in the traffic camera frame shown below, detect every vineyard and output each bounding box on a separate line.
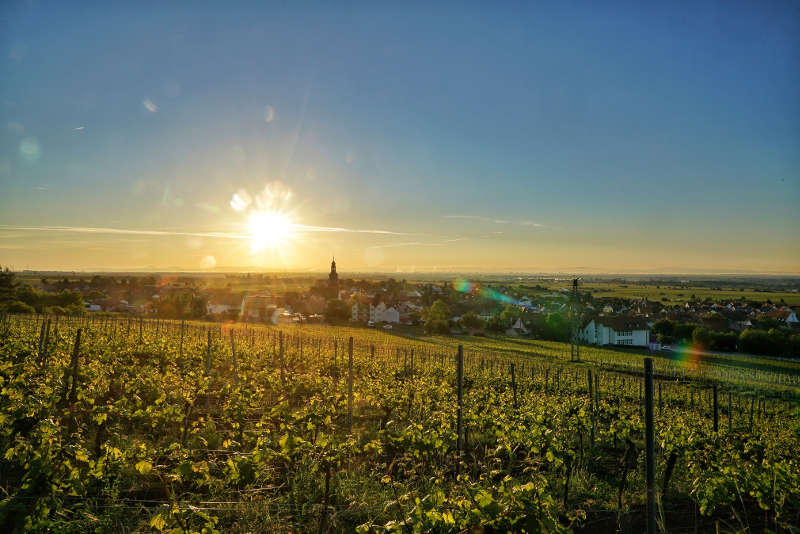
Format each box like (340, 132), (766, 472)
(1, 314), (799, 533)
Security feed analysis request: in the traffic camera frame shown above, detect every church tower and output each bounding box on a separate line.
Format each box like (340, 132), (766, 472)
(328, 257), (339, 299)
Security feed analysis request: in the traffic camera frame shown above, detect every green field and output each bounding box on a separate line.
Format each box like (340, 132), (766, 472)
(2, 315), (798, 533)
(579, 283), (800, 305)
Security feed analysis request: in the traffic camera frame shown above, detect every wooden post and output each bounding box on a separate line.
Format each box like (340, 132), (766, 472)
(348, 337), (354, 434)
(230, 329), (239, 386)
(658, 381), (662, 414)
(37, 319), (46, 360)
(63, 328), (82, 406)
(511, 363), (518, 408)
(644, 358), (656, 534)
(456, 345), (464, 474)
(179, 320), (185, 359)
(43, 319), (51, 370)
(595, 373), (600, 407)
(588, 369), (595, 445)
(205, 330), (212, 375)
(279, 331), (285, 386)
(728, 391), (732, 433)
(749, 396), (755, 432)
(139, 317), (143, 344)
(713, 385), (719, 433)
(333, 339), (338, 381)
(206, 330), (212, 413)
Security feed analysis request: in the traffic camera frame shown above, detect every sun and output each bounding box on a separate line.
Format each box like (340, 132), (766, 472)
(248, 211), (293, 252)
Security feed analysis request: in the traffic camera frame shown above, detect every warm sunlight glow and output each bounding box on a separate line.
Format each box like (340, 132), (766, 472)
(248, 211), (292, 252)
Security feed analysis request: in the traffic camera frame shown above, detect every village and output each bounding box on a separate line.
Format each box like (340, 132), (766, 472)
(7, 259), (798, 358)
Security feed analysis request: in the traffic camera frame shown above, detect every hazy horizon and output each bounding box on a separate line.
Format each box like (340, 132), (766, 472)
(2, 2), (799, 273)
(6, 264), (800, 278)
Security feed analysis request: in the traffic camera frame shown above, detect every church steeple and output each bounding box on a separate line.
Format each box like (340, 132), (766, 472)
(328, 256), (339, 298)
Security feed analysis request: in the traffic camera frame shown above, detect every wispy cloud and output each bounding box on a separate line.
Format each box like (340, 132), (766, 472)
(0, 223), (412, 239)
(295, 224), (409, 235)
(367, 241), (441, 250)
(367, 237), (468, 249)
(0, 225), (250, 240)
(442, 214), (546, 227)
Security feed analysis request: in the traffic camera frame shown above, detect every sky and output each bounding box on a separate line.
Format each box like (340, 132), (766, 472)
(1, 1), (798, 274)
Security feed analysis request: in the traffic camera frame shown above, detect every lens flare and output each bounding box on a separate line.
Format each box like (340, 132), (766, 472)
(672, 340), (702, 372)
(453, 277), (473, 293)
(452, 277), (519, 305)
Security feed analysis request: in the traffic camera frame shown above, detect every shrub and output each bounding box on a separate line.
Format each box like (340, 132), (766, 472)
(692, 327), (713, 350)
(2, 300), (35, 314)
(739, 329), (783, 356)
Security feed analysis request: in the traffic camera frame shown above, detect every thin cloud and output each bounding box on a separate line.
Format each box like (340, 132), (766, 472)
(295, 224), (409, 235)
(367, 242), (440, 250)
(0, 223), (412, 239)
(442, 214), (546, 228)
(367, 237), (468, 249)
(0, 225), (250, 240)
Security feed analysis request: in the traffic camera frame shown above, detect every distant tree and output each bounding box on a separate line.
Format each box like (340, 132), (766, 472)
(710, 331), (738, 352)
(499, 305), (522, 324)
(674, 322), (700, 342)
(458, 311), (484, 334)
(424, 299), (450, 322)
(2, 300), (35, 314)
(789, 335), (800, 359)
(486, 314), (507, 333)
(0, 267), (18, 302)
(420, 285), (436, 307)
(545, 312), (570, 341)
(191, 294), (208, 318)
(754, 316), (781, 331)
(652, 319), (675, 337)
(424, 299), (451, 334)
(691, 327), (713, 350)
(701, 312), (728, 331)
(739, 329), (782, 356)
(324, 299), (350, 323)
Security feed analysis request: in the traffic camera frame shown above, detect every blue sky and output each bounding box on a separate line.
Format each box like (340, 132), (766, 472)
(1, 1), (798, 272)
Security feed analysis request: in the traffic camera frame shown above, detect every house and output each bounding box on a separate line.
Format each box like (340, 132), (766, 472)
(351, 300), (370, 323)
(506, 317), (530, 336)
(242, 293), (274, 321)
(274, 308), (294, 324)
(369, 302), (400, 324)
(767, 307), (799, 326)
(397, 301), (421, 324)
(206, 295), (243, 316)
(581, 316), (650, 347)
